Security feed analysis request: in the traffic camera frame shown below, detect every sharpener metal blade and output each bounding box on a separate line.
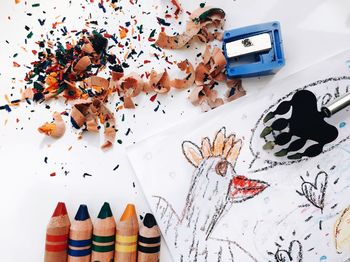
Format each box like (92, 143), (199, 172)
(225, 33), (272, 58)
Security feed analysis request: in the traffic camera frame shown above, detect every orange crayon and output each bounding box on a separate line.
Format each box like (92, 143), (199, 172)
(114, 204), (139, 262)
(68, 205), (93, 262)
(91, 202), (116, 262)
(45, 202), (70, 262)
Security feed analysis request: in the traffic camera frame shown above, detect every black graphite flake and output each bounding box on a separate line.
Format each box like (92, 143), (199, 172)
(91, 31), (108, 53)
(121, 62), (129, 68)
(157, 17), (170, 26)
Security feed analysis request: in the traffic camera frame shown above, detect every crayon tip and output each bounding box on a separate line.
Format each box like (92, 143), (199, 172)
(74, 204), (90, 221)
(52, 202), (68, 217)
(143, 213), (157, 228)
(98, 202), (113, 219)
(120, 204), (136, 221)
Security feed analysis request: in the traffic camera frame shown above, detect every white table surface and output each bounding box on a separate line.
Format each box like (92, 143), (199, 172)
(0, 0), (349, 261)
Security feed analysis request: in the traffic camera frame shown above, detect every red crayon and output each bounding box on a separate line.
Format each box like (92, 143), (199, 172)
(45, 202), (70, 262)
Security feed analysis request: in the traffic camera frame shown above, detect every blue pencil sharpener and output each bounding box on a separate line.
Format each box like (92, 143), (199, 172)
(223, 21), (285, 78)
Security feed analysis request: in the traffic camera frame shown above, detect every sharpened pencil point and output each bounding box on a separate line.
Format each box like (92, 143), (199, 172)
(120, 204), (136, 221)
(143, 213), (157, 228)
(97, 202), (113, 219)
(52, 202), (68, 217)
(74, 204), (90, 221)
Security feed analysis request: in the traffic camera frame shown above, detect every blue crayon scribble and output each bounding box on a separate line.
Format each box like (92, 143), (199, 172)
(339, 122), (346, 128)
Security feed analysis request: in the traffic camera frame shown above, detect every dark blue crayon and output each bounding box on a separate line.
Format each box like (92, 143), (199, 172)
(68, 205), (93, 261)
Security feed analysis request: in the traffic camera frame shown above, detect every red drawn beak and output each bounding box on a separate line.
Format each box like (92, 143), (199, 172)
(230, 175), (269, 203)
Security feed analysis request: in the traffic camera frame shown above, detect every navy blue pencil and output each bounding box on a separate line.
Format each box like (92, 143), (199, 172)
(68, 205), (93, 262)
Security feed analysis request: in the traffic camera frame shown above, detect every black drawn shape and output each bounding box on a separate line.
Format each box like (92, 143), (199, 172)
(275, 240), (303, 262)
(261, 90), (339, 159)
(299, 171), (328, 211)
(249, 77), (350, 172)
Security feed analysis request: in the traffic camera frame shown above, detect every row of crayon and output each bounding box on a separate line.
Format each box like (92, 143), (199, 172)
(45, 202), (161, 262)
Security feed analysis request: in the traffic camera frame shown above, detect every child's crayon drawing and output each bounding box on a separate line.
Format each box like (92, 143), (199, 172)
(296, 171), (328, 212)
(274, 239), (303, 262)
(334, 205), (350, 254)
(154, 127), (268, 261)
(127, 50), (350, 261)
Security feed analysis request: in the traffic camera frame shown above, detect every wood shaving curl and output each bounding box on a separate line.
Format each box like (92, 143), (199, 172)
(70, 98), (116, 150)
(189, 45), (245, 111)
(111, 59), (195, 108)
(171, 60), (195, 89)
(38, 112), (66, 139)
(155, 7), (225, 49)
(149, 70), (171, 94)
(73, 56), (91, 74)
(21, 88), (34, 100)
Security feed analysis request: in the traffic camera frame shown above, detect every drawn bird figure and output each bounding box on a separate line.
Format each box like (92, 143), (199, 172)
(154, 127), (269, 261)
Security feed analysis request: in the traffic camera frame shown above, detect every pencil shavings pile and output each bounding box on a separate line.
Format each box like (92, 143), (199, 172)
(17, 6), (244, 149)
(155, 7), (225, 49)
(24, 30), (118, 149)
(154, 6), (245, 111)
(110, 59), (195, 109)
(190, 45), (246, 111)
(70, 99), (116, 149)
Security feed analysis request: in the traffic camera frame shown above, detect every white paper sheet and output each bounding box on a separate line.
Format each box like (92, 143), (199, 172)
(127, 49), (350, 262)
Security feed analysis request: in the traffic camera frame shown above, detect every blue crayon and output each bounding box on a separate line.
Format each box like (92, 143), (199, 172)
(68, 205), (93, 262)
